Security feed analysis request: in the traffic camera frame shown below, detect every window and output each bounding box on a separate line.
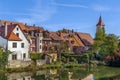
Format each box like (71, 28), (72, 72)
(21, 43), (24, 48)
(17, 27), (19, 31)
(71, 40), (75, 44)
(12, 54), (17, 60)
(32, 40), (35, 44)
(32, 47), (35, 52)
(23, 53), (26, 59)
(16, 33), (19, 37)
(13, 43), (17, 48)
(40, 45), (41, 49)
(39, 33), (42, 37)
(40, 40), (41, 43)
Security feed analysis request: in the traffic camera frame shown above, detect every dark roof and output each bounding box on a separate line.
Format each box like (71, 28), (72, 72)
(96, 16), (105, 27)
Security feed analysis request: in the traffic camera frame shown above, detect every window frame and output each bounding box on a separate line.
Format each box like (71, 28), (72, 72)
(21, 43), (24, 48)
(12, 54), (17, 60)
(13, 43), (17, 48)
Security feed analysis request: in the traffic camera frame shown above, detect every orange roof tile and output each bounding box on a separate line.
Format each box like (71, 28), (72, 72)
(7, 32), (21, 41)
(49, 32), (62, 41)
(73, 35), (85, 47)
(77, 33), (94, 46)
(58, 32), (70, 41)
(0, 20), (26, 30)
(25, 26), (44, 32)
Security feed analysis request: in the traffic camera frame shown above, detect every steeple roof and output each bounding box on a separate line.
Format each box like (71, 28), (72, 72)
(96, 16), (105, 27)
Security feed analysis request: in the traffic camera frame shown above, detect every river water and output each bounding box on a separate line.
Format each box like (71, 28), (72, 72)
(0, 66), (120, 80)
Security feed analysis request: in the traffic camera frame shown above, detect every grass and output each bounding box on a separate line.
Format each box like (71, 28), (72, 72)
(93, 66), (120, 80)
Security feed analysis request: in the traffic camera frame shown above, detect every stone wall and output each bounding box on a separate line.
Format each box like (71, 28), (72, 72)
(7, 60), (32, 68)
(37, 60), (46, 66)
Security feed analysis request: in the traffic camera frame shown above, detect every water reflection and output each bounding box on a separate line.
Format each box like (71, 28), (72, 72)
(0, 66), (120, 80)
(4, 69), (81, 80)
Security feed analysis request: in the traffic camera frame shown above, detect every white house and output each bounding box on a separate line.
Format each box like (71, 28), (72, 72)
(0, 22), (30, 61)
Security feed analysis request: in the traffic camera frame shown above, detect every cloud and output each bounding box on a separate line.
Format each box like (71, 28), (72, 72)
(52, 2), (88, 8)
(16, 0), (56, 24)
(0, 12), (31, 16)
(92, 5), (110, 12)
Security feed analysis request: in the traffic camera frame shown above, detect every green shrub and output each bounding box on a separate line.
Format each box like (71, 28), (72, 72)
(30, 53), (42, 60)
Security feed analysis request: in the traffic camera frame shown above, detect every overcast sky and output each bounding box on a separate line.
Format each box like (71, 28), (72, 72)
(0, 0), (120, 37)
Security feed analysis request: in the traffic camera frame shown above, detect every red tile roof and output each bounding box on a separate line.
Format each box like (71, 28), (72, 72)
(73, 35), (85, 47)
(49, 32), (62, 41)
(0, 20), (26, 30)
(96, 16), (105, 27)
(77, 32), (94, 46)
(7, 32), (21, 41)
(43, 38), (52, 41)
(25, 26), (44, 32)
(0, 22), (23, 41)
(58, 32), (70, 41)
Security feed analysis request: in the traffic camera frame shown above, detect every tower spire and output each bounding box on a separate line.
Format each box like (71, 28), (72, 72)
(96, 15), (105, 28)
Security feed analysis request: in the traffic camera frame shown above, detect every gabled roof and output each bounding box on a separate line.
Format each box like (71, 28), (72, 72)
(8, 32), (21, 41)
(0, 20), (26, 30)
(49, 32), (62, 41)
(96, 16), (105, 27)
(25, 25), (44, 33)
(0, 24), (15, 38)
(0, 23), (22, 41)
(58, 32), (70, 41)
(77, 32), (94, 46)
(73, 35), (85, 47)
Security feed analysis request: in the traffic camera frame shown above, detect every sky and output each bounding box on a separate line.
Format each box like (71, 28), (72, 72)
(0, 0), (120, 38)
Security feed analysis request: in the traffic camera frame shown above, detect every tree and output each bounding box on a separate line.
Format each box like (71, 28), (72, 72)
(57, 41), (70, 61)
(103, 34), (119, 58)
(30, 53), (42, 67)
(0, 47), (9, 70)
(93, 27), (106, 53)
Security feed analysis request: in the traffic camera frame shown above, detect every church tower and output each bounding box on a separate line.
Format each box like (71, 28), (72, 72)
(95, 15), (106, 40)
(96, 16), (105, 29)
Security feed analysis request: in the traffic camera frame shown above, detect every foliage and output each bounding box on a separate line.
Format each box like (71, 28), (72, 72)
(93, 25), (119, 62)
(30, 53), (42, 60)
(59, 69), (69, 80)
(0, 74), (7, 80)
(93, 28), (106, 52)
(0, 48), (9, 70)
(57, 41), (70, 61)
(99, 34), (119, 60)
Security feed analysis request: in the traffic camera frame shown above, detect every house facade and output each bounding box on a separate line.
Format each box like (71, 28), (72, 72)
(0, 20), (94, 66)
(25, 25), (43, 53)
(0, 22), (30, 61)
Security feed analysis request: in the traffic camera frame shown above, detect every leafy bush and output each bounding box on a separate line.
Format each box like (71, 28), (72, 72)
(30, 53), (42, 60)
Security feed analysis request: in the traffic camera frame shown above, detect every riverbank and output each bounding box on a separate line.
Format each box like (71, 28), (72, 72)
(1, 66), (120, 80)
(1, 62), (95, 73)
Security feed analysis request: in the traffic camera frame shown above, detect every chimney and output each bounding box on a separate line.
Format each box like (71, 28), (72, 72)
(4, 22), (8, 37)
(10, 22), (13, 26)
(0, 20), (2, 26)
(72, 29), (74, 33)
(59, 32), (62, 37)
(33, 24), (35, 26)
(25, 23), (27, 26)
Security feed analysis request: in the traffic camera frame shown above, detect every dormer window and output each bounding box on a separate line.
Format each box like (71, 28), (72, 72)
(17, 27), (19, 31)
(16, 33), (19, 37)
(71, 40), (75, 44)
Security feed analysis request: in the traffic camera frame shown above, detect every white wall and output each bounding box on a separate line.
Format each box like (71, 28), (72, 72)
(36, 33), (43, 53)
(8, 25), (30, 61)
